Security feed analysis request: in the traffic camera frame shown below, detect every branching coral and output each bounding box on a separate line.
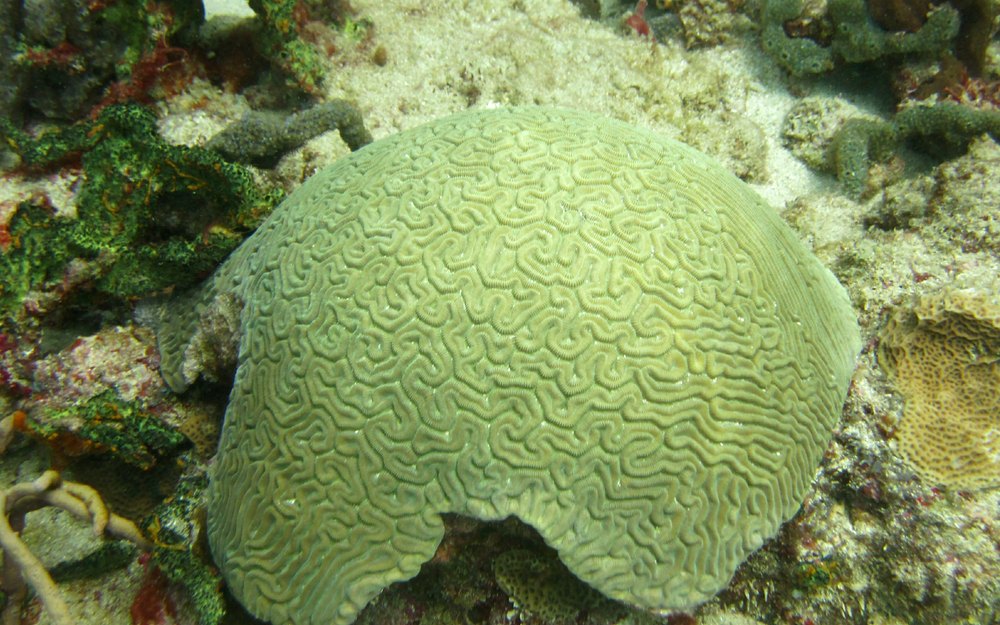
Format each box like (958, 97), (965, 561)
(0, 416), (152, 625)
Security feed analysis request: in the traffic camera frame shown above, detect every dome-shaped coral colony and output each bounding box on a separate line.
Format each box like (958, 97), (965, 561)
(156, 107), (861, 625)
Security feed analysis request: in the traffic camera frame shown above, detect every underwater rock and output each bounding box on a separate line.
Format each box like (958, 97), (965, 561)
(781, 96), (881, 173)
(0, 0), (25, 121)
(781, 100), (1000, 197)
(0, 104), (281, 320)
(6, 0), (202, 120)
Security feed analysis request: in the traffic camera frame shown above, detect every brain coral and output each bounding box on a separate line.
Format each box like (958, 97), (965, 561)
(155, 107), (860, 625)
(879, 287), (1000, 490)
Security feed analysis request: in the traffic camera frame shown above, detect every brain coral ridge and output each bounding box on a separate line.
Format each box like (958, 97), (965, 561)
(155, 107), (861, 625)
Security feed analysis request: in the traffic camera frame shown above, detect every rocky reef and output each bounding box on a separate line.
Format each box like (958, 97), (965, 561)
(0, 0), (997, 624)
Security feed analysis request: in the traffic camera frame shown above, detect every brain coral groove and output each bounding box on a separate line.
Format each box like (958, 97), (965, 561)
(156, 107), (860, 625)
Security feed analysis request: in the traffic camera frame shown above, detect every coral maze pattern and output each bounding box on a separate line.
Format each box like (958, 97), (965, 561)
(157, 108), (859, 625)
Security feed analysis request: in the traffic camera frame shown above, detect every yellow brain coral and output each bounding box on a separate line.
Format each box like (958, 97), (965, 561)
(879, 287), (1000, 490)
(156, 107), (860, 625)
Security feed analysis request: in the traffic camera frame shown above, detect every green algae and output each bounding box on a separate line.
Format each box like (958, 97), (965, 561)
(0, 200), (74, 319)
(26, 390), (185, 469)
(146, 473), (225, 625)
(247, 0), (326, 93)
(153, 547), (225, 625)
(0, 103), (281, 320)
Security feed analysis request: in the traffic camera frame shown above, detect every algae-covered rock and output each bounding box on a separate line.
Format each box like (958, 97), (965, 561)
(0, 104), (281, 320)
(781, 96), (883, 173)
(156, 107), (860, 625)
(670, 0), (753, 48)
(782, 101), (1000, 197)
(925, 134), (1000, 255)
(7, 0), (202, 119)
(493, 548), (612, 620)
(683, 110), (769, 182)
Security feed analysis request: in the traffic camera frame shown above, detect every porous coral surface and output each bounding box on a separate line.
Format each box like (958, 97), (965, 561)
(879, 286), (1000, 490)
(156, 106), (861, 625)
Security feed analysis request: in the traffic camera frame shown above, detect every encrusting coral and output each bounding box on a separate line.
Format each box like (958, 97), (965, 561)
(155, 107), (860, 625)
(878, 286), (1000, 490)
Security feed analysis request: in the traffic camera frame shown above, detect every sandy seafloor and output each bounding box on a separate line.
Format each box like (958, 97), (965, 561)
(1, 0), (999, 624)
